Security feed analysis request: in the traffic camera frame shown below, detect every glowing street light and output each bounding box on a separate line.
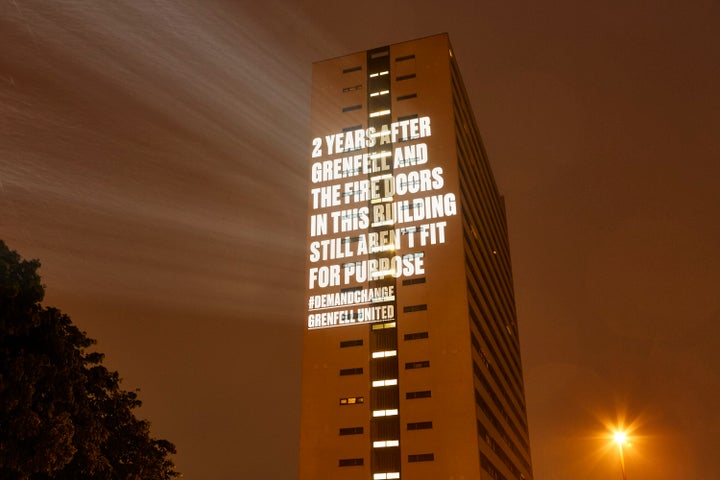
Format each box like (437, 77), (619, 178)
(613, 430), (628, 480)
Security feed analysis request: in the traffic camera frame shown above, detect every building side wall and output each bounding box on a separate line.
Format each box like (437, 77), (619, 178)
(300, 33), (533, 480)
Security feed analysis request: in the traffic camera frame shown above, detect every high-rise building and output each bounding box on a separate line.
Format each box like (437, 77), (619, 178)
(300, 33), (533, 480)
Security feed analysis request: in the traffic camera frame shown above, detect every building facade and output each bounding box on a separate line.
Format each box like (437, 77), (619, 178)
(300, 34), (533, 480)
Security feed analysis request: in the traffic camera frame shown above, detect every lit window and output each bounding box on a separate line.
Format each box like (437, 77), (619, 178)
(372, 322), (396, 330)
(374, 473), (400, 480)
(372, 350), (397, 359)
(372, 379), (398, 387)
(373, 440), (400, 448)
(369, 109), (391, 118)
(370, 220), (395, 229)
(370, 89), (390, 97)
(340, 396), (364, 405)
(372, 409), (399, 417)
(369, 71), (389, 78)
(370, 244), (396, 253)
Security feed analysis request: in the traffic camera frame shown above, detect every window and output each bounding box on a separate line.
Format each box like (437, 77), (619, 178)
(339, 458), (364, 466)
(405, 360), (430, 369)
(372, 350), (397, 358)
(408, 453), (434, 462)
(397, 113), (418, 122)
(402, 277), (426, 286)
(406, 390), (431, 399)
(374, 473), (400, 480)
(369, 109), (391, 118)
(340, 396), (364, 405)
(372, 322), (396, 330)
(397, 93), (417, 101)
(373, 440), (399, 448)
(372, 409), (399, 417)
(372, 417), (400, 440)
(371, 357), (398, 379)
(340, 339), (363, 348)
(395, 54), (415, 62)
(340, 367), (363, 376)
(407, 421), (433, 430)
(343, 66), (361, 73)
(372, 328), (398, 350)
(404, 331), (429, 341)
(342, 84), (362, 92)
(403, 304), (427, 313)
(370, 50), (389, 59)
(372, 379), (398, 387)
(371, 386), (399, 409)
(396, 73), (416, 81)
(339, 426), (364, 435)
(343, 104), (362, 112)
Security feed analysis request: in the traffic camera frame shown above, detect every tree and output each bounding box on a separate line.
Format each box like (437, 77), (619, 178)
(0, 240), (179, 480)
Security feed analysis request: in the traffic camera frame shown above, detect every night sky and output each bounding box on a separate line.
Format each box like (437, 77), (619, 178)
(2, 1), (719, 479)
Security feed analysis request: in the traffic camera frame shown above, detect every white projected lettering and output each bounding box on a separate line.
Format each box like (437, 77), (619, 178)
(306, 115), (458, 329)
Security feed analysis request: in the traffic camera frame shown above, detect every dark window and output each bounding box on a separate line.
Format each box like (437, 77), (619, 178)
(396, 73), (416, 81)
(372, 417), (401, 440)
(342, 104), (362, 112)
(397, 113), (419, 122)
(405, 360), (430, 369)
(342, 125), (363, 132)
(402, 277), (426, 286)
(370, 50), (389, 59)
(371, 357), (398, 379)
(340, 339), (363, 348)
(371, 386), (399, 409)
(395, 54), (416, 62)
(371, 328), (398, 350)
(343, 66), (361, 73)
(407, 421), (433, 430)
(408, 453), (434, 462)
(372, 448), (401, 471)
(340, 367), (363, 376)
(339, 396), (364, 405)
(403, 304), (427, 313)
(404, 331), (429, 341)
(342, 84), (362, 92)
(397, 93), (417, 101)
(338, 458), (364, 466)
(339, 426), (364, 435)
(406, 390), (431, 399)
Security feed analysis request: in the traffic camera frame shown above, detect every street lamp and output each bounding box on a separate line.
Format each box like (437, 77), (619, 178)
(613, 431), (628, 480)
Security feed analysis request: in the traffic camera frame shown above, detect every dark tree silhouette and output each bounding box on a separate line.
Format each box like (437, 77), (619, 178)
(0, 240), (179, 480)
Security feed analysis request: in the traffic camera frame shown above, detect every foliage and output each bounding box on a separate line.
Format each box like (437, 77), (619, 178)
(0, 240), (179, 480)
